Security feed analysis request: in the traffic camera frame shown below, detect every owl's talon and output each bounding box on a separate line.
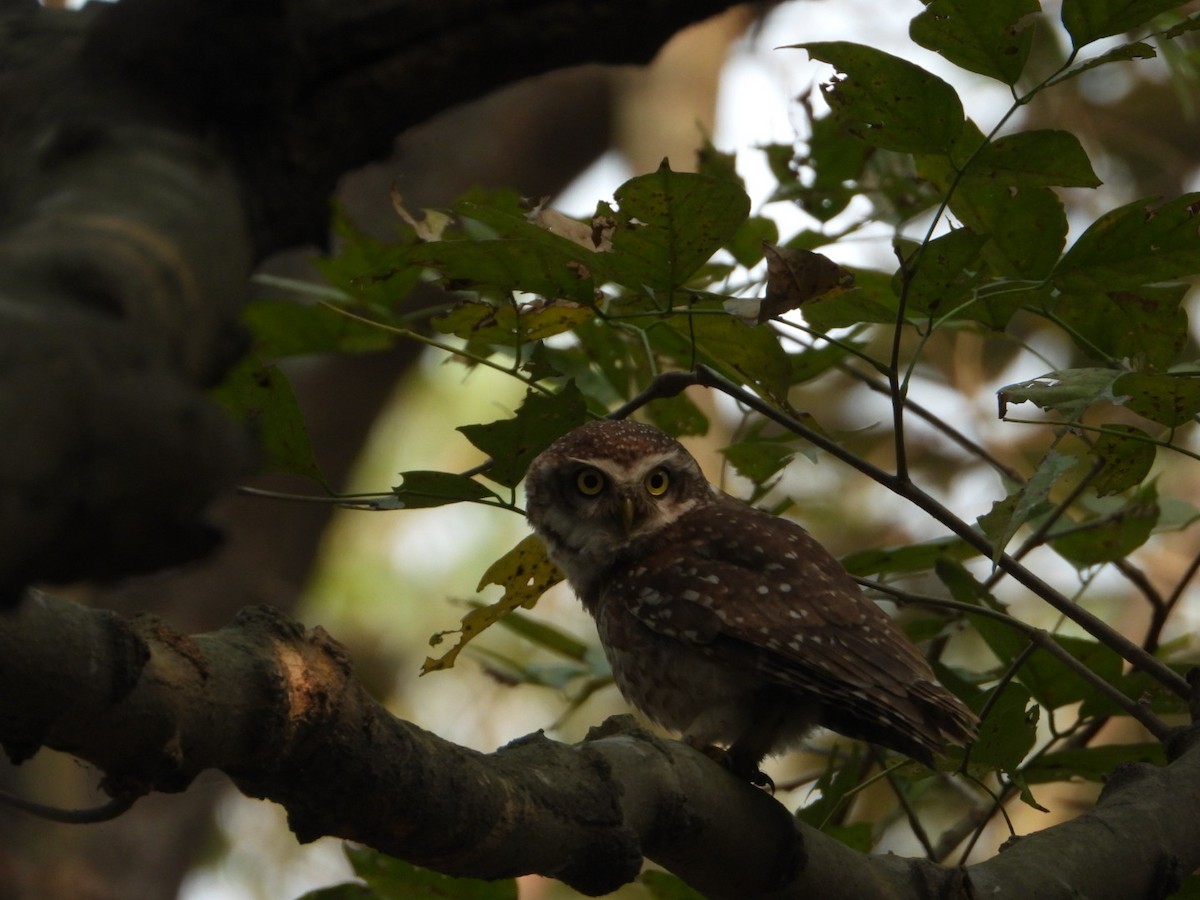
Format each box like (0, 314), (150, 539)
(748, 769), (775, 793)
(687, 741), (775, 792)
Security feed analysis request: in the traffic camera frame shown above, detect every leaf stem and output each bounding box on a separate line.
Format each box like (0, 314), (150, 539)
(322, 302), (555, 396)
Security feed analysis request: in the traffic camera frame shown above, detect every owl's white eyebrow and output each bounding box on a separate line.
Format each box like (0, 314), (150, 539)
(566, 453), (676, 471)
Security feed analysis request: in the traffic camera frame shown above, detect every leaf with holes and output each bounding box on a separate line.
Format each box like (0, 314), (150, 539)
(1053, 194), (1200, 292)
(1050, 486), (1160, 567)
(1090, 425), (1157, 496)
(998, 368), (1124, 420)
(1061, 0), (1185, 47)
(910, 0), (1039, 84)
(422, 535), (563, 675)
(211, 360), (327, 487)
(459, 383), (590, 488)
(793, 42), (965, 154)
(978, 450), (1078, 559)
(1114, 372), (1200, 427)
(590, 161), (750, 294)
(1044, 285), (1189, 372)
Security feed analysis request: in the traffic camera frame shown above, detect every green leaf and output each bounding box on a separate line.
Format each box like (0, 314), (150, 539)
(1050, 485), (1160, 566)
(721, 431), (797, 485)
(1006, 630), (1123, 710)
(549, 317), (639, 402)
(1114, 372), (1200, 427)
(1062, 0), (1185, 47)
(793, 42), (965, 154)
(977, 450), (1078, 557)
(696, 137), (744, 188)
(593, 161), (751, 294)
(823, 822), (876, 852)
(391, 471), (500, 510)
(405, 237), (598, 303)
(314, 212), (423, 311)
(1090, 425), (1157, 496)
(900, 228), (989, 318)
(1052, 193), (1200, 292)
(1022, 744), (1166, 784)
(1155, 497), (1200, 533)
(802, 268), (900, 329)
(1164, 13), (1200, 40)
(951, 183), (1066, 280)
(789, 341), (860, 385)
(910, 0), (1039, 84)
(643, 392), (710, 438)
(432, 298), (594, 346)
(1044, 285), (1190, 371)
(968, 130), (1101, 189)
(998, 367), (1124, 420)
(795, 747), (868, 831)
(727, 215), (779, 268)
(459, 383), (590, 488)
(210, 360), (327, 486)
(341, 846), (517, 900)
(969, 683), (1038, 772)
(787, 113), (873, 221)
(1104, 667), (1193, 718)
(841, 536), (980, 576)
(483, 603), (588, 662)
(1056, 482), (1156, 566)
(656, 307), (793, 401)
(242, 299), (393, 358)
(935, 558), (998, 607)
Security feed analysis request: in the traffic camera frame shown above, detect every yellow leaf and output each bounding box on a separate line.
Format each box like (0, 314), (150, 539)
(421, 535), (564, 674)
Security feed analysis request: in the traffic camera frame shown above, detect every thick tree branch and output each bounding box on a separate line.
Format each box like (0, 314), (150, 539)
(1, 593), (1198, 899)
(0, 0), (746, 594)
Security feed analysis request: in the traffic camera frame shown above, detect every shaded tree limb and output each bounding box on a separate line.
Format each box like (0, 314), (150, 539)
(2, 592), (1198, 899)
(0, 0), (745, 595)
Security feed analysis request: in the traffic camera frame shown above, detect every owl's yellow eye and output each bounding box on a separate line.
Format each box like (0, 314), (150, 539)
(575, 468), (606, 496)
(644, 467), (670, 497)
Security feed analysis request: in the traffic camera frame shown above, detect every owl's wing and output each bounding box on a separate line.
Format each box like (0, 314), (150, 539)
(608, 499), (976, 752)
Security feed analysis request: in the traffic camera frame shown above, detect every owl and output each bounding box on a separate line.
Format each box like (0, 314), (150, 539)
(524, 419), (977, 779)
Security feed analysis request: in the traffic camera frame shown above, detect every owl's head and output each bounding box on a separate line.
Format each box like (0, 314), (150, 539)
(525, 420), (713, 585)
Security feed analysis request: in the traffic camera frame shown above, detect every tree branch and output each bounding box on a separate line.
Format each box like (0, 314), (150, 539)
(0, 0), (745, 595)
(615, 366), (1190, 702)
(2, 592), (1198, 899)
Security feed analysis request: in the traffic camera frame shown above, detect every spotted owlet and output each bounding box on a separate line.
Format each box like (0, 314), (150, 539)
(524, 419), (977, 778)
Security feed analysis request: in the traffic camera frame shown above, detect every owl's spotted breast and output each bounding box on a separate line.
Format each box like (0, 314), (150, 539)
(524, 419), (977, 776)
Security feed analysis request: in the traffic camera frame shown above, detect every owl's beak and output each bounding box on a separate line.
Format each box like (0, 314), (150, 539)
(620, 496), (637, 536)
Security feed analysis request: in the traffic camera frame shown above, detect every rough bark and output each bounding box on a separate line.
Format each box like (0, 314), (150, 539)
(2, 593), (1198, 899)
(0, 0), (743, 597)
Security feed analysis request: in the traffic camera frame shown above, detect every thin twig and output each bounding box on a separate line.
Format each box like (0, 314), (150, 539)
(0, 788), (139, 824)
(653, 364), (1193, 702)
(1147, 549), (1200, 653)
(870, 746), (936, 860)
(858, 581), (1173, 741)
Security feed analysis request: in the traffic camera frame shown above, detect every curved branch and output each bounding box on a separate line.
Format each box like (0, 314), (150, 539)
(0, 0), (745, 594)
(2, 592), (1199, 899)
